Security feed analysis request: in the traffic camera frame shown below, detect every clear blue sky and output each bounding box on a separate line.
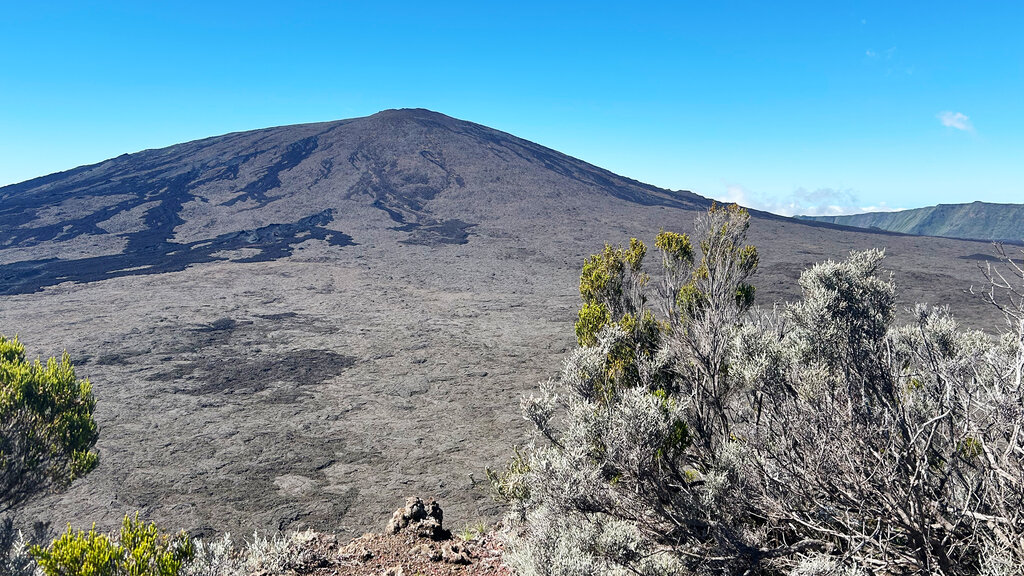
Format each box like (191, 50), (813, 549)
(1, 1), (1021, 215)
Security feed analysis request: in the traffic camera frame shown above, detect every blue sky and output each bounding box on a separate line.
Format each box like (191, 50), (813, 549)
(1, 1), (1020, 215)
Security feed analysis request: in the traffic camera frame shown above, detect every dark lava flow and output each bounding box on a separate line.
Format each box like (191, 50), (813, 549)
(0, 210), (353, 296)
(0, 151), (353, 296)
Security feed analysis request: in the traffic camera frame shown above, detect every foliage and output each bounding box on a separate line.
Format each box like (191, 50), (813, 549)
(972, 242), (1024, 390)
(573, 238), (660, 399)
(496, 204), (763, 574)
(0, 335), (99, 513)
(181, 530), (317, 576)
(29, 514), (193, 576)
(737, 251), (1024, 573)
(1, 517), (45, 576)
(457, 521), (490, 542)
(496, 204), (1024, 575)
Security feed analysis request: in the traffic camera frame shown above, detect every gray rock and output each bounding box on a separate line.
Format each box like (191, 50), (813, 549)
(386, 497), (449, 541)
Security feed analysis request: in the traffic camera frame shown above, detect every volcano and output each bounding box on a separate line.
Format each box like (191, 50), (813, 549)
(0, 108), (708, 295)
(0, 109), (1006, 536)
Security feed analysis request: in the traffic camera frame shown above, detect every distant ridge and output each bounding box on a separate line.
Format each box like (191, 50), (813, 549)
(796, 201), (1024, 243)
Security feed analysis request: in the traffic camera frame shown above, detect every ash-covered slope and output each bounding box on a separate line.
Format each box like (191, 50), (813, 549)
(796, 201), (1024, 243)
(0, 108), (705, 295)
(0, 110), (1009, 538)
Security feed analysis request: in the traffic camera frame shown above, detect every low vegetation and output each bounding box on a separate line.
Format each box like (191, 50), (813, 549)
(1, 336), (100, 575)
(29, 514), (193, 576)
(492, 204), (1024, 575)
(0, 336), (99, 514)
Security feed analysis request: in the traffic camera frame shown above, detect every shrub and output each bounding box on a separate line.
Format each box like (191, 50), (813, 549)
(182, 530), (317, 576)
(737, 251), (1024, 573)
(496, 205), (1024, 574)
(29, 513), (193, 576)
(0, 335), (99, 513)
(495, 204), (762, 574)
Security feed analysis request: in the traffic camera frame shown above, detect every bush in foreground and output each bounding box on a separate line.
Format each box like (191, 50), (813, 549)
(739, 250), (1024, 573)
(0, 335), (99, 513)
(1, 335), (100, 575)
(494, 205), (1024, 575)
(29, 514), (193, 576)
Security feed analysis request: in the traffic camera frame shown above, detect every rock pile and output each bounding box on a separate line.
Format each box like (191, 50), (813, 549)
(330, 496), (507, 575)
(385, 497), (450, 540)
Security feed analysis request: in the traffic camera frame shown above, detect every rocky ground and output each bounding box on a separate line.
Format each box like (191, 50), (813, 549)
(329, 497), (509, 576)
(189, 497), (511, 576)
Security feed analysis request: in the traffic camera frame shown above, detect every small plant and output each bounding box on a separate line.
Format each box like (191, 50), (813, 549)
(457, 521), (489, 542)
(1, 517), (41, 576)
(29, 513), (193, 576)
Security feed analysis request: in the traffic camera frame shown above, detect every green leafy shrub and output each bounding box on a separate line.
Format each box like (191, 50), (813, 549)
(0, 335), (99, 512)
(573, 237), (663, 399)
(30, 513), (193, 576)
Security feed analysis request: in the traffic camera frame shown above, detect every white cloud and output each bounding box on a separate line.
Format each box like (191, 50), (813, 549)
(713, 184), (903, 217)
(937, 111), (974, 132)
(856, 205), (903, 213)
(865, 46), (896, 60)
(720, 184), (751, 206)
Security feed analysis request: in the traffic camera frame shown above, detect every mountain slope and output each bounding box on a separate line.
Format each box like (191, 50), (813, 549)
(0, 109), (1009, 538)
(0, 108), (706, 295)
(796, 201), (1024, 243)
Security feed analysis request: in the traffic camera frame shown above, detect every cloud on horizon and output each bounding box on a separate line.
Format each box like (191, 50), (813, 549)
(937, 111), (974, 132)
(717, 184), (903, 217)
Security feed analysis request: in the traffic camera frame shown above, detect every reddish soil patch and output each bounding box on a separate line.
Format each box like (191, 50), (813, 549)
(278, 497), (511, 575)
